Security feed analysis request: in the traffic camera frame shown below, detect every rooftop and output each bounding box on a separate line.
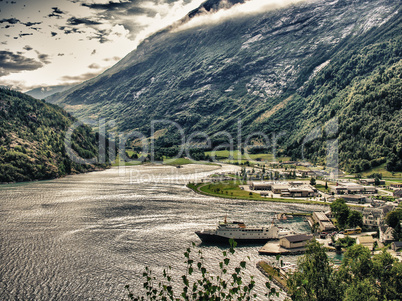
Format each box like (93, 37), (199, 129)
(282, 234), (313, 243)
(357, 236), (374, 243)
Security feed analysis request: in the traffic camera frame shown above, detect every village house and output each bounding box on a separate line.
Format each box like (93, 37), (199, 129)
(362, 204), (396, 228)
(287, 186), (316, 198)
(312, 211), (336, 232)
(379, 226), (395, 244)
(279, 234), (313, 249)
(394, 190), (402, 198)
(341, 194), (367, 204)
(359, 178), (386, 186)
(272, 184), (289, 194)
(362, 208), (383, 228)
(391, 241), (402, 252)
(249, 182), (274, 191)
(390, 183), (402, 189)
(331, 182), (377, 195)
(356, 236), (375, 249)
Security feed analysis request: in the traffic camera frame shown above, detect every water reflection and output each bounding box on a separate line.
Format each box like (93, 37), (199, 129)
(0, 164), (326, 300)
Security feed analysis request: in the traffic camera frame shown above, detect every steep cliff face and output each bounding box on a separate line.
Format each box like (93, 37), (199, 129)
(47, 0), (402, 171)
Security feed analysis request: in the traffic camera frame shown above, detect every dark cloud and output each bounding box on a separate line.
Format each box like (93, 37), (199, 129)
(82, 1), (132, 11)
(67, 17), (102, 26)
(37, 53), (51, 64)
(51, 31), (58, 37)
(23, 45), (33, 51)
(48, 7), (65, 18)
(88, 29), (111, 43)
(0, 50), (44, 77)
(0, 18), (42, 30)
(62, 27), (85, 35)
(52, 7), (64, 14)
(81, 0), (156, 16)
(0, 18), (20, 25)
(22, 21), (42, 27)
(91, 49), (96, 55)
(60, 71), (100, 82)
(19, 33), (33, 38)
(57, 53), (64, 56)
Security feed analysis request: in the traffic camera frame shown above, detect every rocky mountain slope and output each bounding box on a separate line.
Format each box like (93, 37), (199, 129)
(47, 0), (402, 172)
(0, 88), (110, 183)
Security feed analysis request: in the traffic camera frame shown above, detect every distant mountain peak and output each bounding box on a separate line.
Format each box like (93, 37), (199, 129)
(187, 0), (246, 19)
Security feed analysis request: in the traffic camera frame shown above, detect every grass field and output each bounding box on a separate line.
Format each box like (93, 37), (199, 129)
(315, 184), (330, 194)
(163, 158), (195, 165)
(359, 163), (402, 179)
(111, 155), (142, 167)
(204, 150), (290, 163)
(188, 181), (329, 205)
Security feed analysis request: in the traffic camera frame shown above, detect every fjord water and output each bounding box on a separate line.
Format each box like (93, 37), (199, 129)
(0, 164), (323, 300)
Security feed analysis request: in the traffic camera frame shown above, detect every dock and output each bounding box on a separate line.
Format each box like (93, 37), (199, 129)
(258, 241), (307, 255)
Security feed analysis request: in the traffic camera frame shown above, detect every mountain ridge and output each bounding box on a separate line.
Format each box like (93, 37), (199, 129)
(46, 0), (402, 172)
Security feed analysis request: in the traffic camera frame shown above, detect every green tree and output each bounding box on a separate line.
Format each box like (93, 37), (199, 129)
(310, 177), (316, 186)
(343, 279), (378, 301)
(385, 209), (402, 228)
(330, 199), (350, 228)
(339, 244), (373, 282)
(287, 240), (341, 301)
(347, 210), (363, 228)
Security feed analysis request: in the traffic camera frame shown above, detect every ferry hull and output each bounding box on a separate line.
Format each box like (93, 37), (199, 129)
(195, 231), (275, 245)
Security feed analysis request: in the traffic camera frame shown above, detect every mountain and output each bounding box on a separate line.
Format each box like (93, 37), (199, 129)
(25, 85), (74, 100)
(47, 0), (402, 172)
(0, 88), (110, 183)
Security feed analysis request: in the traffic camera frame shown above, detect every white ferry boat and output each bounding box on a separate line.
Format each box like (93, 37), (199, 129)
(195, 218), (293, 244)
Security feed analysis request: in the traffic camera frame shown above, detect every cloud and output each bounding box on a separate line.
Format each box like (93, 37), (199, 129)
(57, 53), (65, 56)
(91, 49), (96, 55)
(60, 71), (100, 82)
(87, 28), (112, 43)
(19, 33), (33, 38)
(48, 7), (65, 18)
(60, 26), (85, 34)
(67, 17), (102, 26)
(104, 56), (121, 62)
(36, 52), (51, 64)
(82, 1), (132, 11)
(88, 63), (101, 69)
(0, 50), (44, 77)
(175, 0), (307, 32)
(0, 18), (20, 25)
(51, 31), (58, 37)
(0, 18), (42, 29)
(23, 45), (33, 51)
(22, 21), (42, 27)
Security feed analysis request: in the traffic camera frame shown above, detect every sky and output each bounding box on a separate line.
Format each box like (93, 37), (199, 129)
(0, 0), (206, 91)
(0, 0), (306, 92)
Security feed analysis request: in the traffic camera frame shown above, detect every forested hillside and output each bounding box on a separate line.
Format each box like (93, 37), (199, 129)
(283, 12), (402, 172)
(47, 0), (402, 173)
(0, 88), (110, 183)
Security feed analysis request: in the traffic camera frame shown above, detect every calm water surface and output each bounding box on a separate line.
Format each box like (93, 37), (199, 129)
(0, 164), (326, 300)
